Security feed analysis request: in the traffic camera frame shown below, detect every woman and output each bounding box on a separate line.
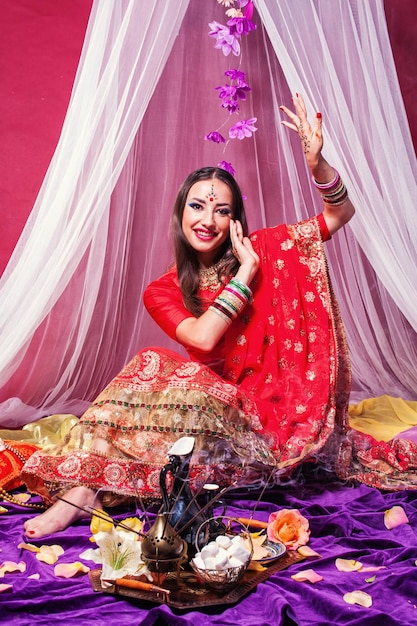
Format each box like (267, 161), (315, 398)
(22, 94), (355, 538)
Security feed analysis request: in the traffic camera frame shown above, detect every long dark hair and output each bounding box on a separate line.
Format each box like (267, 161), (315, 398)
(170, 166), (249, 316)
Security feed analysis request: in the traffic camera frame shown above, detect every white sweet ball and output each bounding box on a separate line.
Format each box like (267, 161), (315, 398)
(201, 542), (219, 559)
(215, 535), (232, 549)
(227, 541), (251, 563)
(230, 534), (245, 546)
(192, 555), (206, 570)
(213, 547), (229, 570)
(203, 556), (216, 570)
(228, 555), (243, 568)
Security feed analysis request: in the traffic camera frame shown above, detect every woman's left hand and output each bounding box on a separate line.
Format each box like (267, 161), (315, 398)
(230, 219), (259, 285)
(280, 93), (323, 169)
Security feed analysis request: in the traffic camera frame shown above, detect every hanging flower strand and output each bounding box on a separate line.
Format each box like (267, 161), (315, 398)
(229, 117), (257, 140)
(216, 69), (251, 114)
(205, 0), (257, 175)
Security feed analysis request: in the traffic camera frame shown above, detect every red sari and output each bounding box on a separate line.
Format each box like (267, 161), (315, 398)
(22, 215), (352, 503)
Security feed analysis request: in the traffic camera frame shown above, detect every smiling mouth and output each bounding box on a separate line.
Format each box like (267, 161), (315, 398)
(193, 229), (217, 241)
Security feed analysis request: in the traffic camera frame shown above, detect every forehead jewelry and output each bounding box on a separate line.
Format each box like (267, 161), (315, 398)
(206, 184), (218, 202)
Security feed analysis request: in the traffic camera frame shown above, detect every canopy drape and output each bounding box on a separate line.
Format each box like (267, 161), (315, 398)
(0, 0), (416, 427)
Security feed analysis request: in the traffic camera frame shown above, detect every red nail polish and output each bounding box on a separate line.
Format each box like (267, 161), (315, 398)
(317, 112), (322, 119)
(27, 530), (35, 535)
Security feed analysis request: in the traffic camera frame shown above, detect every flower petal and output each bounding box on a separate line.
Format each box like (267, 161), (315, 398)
(247, 560), (267, 572)
(291, 568), (323, 583)
(79, 547), (103, 564)
(18, 542), (40, 553)
(251, 543), (270, 561)
(217, 161), (235, 176)
(358, 565), (385, 573)
(12, 493), (31, 504)
(36, 544), (64, 565)
(54, 562), (90, 578)
(116, 517), (143, 539)
(365, 575), (376, 583)
(343, 590), (372, 607)
(250, 530), (268, 539)
(297, 545), (321, 558)
(250, 534), (267, 555)
(90, 510), (114, 535)
(0, 583), (13, 593)
(28, 573), (41, 580)
(0, 505), (8, 514)
(384, 505), (409, 529)
(204, 131), (226, 144)
(0, 561), (26, 577)
(335, 558), (363, 572)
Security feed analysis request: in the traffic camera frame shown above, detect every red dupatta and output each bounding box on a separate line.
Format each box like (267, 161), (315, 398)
(222, 216), (351, 467)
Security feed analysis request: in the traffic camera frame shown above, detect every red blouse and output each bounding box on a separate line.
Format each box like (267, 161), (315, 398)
(143, 214), (330, 376)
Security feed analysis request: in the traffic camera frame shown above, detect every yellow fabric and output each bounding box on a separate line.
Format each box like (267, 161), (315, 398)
(0, 414), (79, 449)
(348, 395), (417, 442)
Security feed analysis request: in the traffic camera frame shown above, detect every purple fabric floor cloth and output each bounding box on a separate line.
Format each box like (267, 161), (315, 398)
(1, 466), (417, 625)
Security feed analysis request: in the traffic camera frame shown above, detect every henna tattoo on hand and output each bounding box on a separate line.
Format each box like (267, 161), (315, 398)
(297, 122), (310, 154)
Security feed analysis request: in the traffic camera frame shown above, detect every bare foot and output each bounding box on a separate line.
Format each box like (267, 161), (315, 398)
(23, 486), (101, 539)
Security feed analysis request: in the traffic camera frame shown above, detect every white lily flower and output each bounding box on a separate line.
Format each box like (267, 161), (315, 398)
(94, 528), (151, 584)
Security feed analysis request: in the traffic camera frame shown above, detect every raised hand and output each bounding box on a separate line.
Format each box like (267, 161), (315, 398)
(279, 93), (323, 168)
(230, 219), (259, 285)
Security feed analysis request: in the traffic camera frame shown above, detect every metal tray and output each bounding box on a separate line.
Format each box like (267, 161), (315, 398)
(89, 550), (305, 610)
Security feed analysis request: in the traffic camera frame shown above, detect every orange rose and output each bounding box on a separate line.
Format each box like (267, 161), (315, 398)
(267, 509), (310, 550)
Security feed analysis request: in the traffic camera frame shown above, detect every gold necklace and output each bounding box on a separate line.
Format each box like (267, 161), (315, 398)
(198, 259), (223, 291)
(0, 484), (45, 509)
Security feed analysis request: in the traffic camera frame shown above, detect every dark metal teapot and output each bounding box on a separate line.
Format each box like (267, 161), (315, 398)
(158, 437), (206, 555)
(141, 437), (201, 571)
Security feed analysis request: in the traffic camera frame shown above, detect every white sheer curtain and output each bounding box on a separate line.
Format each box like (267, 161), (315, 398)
(1, 0), (416, 428)
(0, 0), (191, 425)
(256, 0), (417, 400)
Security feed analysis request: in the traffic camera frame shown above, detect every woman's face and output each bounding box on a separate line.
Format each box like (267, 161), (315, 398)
(182, 179), (233, 268)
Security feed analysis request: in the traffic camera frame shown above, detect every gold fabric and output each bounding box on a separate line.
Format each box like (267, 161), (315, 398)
(348, 395), (417, 442)
(0, 414), (79, 449)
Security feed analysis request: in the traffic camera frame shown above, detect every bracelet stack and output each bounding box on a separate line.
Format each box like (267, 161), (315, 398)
(209, 277), (253, 324)
(312, 169), (348, 205)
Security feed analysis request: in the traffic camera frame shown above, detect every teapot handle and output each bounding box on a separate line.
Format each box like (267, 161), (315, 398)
(159, 461), (175, 511)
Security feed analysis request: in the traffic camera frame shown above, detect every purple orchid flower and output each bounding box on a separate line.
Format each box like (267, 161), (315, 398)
(217, 160), (236, 176)
(216, 84), (237, 101)
(204, 131), (226, 144)
(234, 84), (251, 100)
(221, 100), (240, 114)
(229, 117), (258, 140)
(216, 72), (251, 113)
(208, 21), (241, 56)
(215, 84), (239, 113)
(224, 69), (249, 87)
(227, 16), (256, 38)
(216, 83), (250, 103)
